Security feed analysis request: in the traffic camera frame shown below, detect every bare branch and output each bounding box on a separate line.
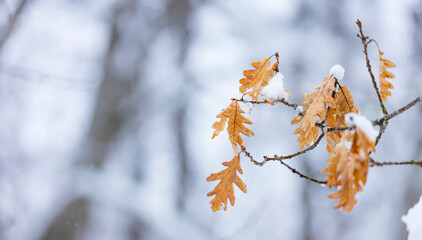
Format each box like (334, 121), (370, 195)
(278, 161), (328, 185)
(241, 133), (325, 167)
(356, 19), (389, 116)
(233, 98), (298, 109)
(266, 133), (325, 161)
(373, 96), (422, 125)
(370, 158), (422, 167)
(241, 147), (327, 185)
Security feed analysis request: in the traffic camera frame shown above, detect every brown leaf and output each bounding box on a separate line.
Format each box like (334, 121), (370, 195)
(292, 76), (336, 149)
(379, 50), (396, 101)
(326, 86), (359, 154)
(212, 100), (254, 152)
(322, 128), (375, 212)
(239, 55), (278, 101)
(207, 154), (247, 212)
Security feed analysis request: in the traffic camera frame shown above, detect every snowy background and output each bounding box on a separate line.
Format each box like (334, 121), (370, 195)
(0, 0), (421, 239)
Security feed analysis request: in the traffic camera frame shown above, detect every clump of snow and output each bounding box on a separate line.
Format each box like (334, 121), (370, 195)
(261, 73), (291, 102)
(329, 64), (345, 80)
(402, 195), (422, 240)
(345, 113), (378, 142)
(295, 106), (304, 116)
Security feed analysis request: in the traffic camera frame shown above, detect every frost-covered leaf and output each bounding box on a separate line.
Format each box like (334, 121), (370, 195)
(322, 127), (375, 213)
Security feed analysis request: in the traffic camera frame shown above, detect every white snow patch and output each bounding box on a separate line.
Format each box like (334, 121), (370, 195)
(261, 73), (290, 102)
(295, 106), (304, 116)
(345, 113), (378, 142)
(329, 64), (345, 80)
(340, 140), (352, 151)
(402, 195), (422, 240)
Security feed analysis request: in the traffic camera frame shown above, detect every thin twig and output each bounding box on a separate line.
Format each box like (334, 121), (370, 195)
(279, 161), (327, 185)
(267, 133), (325, 161)
(241, 147), (327, 184)
(373, 96), (422, 125)
(242, 133), (325, 167)
(233, 98), (298, 109)
(249, 96), (420, 163)
(374, 125), (386, 146)
(356, 19), (388, 116)
(370, 158), (422, 167)
(326, 126), (354, 132)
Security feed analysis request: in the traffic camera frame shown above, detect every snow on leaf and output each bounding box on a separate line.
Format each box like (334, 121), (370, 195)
(345, 113), (378, 142)
(292, 75), (336, 149)
(329, 64), (345, 80)
(207, 154), (247, 212)
(379, 50), (396, 101)
(239, 55), (278, 101)
(261, 73), (292, 104)
(211, 100), (254, 153)
(322, 129), (375, 212)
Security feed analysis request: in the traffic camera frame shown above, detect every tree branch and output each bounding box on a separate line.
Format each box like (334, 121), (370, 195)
(370, 158), (422, 167)
(241, 133), (325, 167)
(278, 161), (327, 185)
(233, 98), (298, 109)
(373, 96), (422, 125)
(356, 19), (388, 116)
(243, 96), (421, 166)
(241, 147), (327, 185)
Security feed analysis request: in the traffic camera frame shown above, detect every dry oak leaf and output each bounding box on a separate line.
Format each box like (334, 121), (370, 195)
(239, 55), (278, 101)
(292, 76), (336, 149)
(212, 100), (254, 153)
(322, 129), (375, 212)
(326, 86), (359, 154)
(379, 50), (396, 101)
(207, 154), (247, 212)
(325, 108), (340, 155)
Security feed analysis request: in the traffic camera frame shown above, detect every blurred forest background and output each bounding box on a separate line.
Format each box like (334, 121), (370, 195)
(0, 0), (422, 239)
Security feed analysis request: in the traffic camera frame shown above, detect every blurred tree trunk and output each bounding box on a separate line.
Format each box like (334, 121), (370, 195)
(40, 0), (200, 239)
(41, 1), (156, 239)
(165, 0), (194, 211)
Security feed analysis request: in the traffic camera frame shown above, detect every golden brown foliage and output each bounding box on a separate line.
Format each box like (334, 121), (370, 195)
(206, 21), (414, 214)
(206, 154), (247, 212)
(379, 50), (396, 101)
(239, 56), (278, 101)
(326, 86), (359, 154)
(292, 76), (336, 149)
(212, 100), (254, 153)
(323, 129), (375, 212)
